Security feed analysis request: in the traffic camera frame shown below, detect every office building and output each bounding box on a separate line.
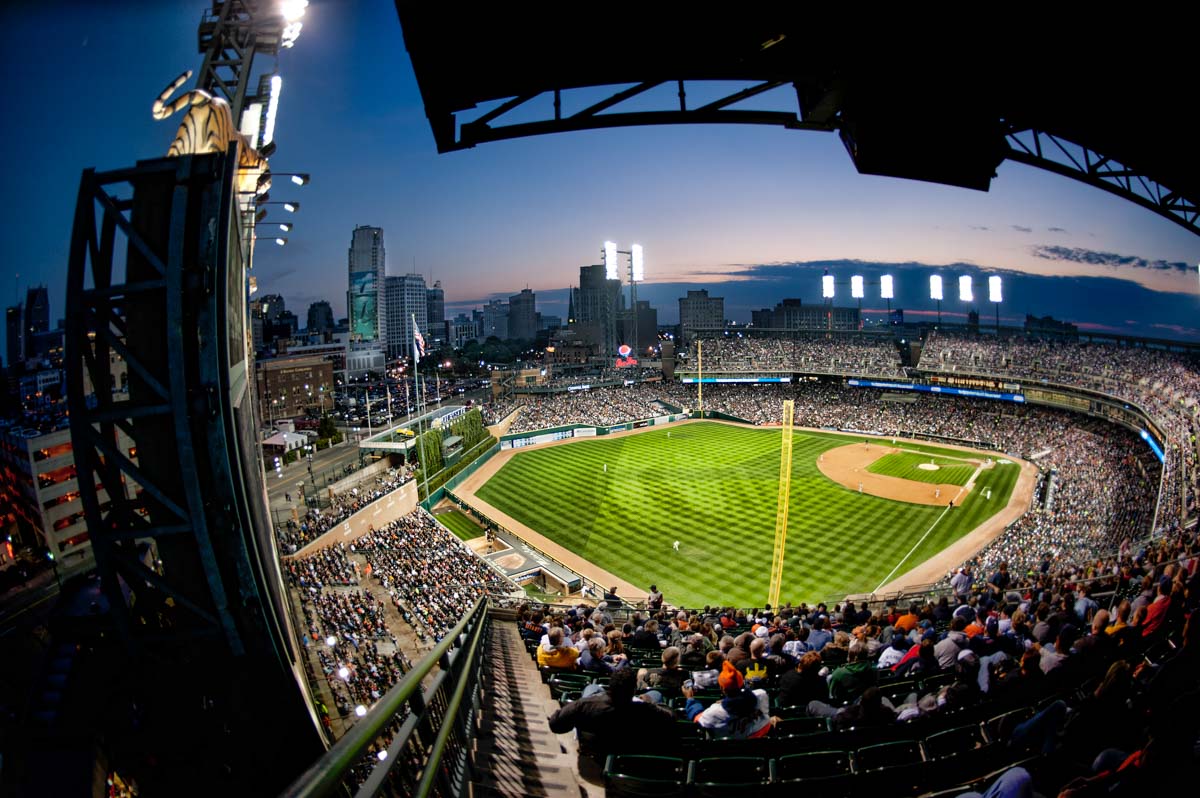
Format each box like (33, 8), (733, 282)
(348, 225), (386, 344)
(571, 264), (622, 355)
(480, 300), (509, 341)
(508, 288), (537, 341)
(385, 274), (429, 359)
(678, 289), (724, 344)
(426, 281), (445, 344)
(306, 300), (334, 334)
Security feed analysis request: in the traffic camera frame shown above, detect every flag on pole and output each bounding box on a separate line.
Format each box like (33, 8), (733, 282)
(414, 326), (426, 359)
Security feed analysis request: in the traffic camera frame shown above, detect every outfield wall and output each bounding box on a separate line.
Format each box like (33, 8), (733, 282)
(499, 412), (690, 449)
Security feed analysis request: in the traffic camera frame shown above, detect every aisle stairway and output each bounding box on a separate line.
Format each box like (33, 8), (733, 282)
(470, 622), (584, 797)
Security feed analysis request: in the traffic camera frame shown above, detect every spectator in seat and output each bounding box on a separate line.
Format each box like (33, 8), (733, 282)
(548, 668), (675, 755)
(579, 637), (627, 675)
(778, 651), (827, 709)
(538, 627), (580, 670)
(827, 638), (877, 703)
(935, 616), (970, 669)
(684, 661), (776, 739)
(630, 619), (660, 650)
(637, 645), (688, 696)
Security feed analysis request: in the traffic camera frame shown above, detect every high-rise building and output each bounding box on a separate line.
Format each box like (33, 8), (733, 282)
(678, 289), (724, 344)
(385, 274), (428, 359)
(22, 286), (53, 363)
(449, 314), (479, 348)
(508, 288), (537, 341)
(751, 299), (859, 331)
(426, 281), (445, 344)
(259, 293), (286, 323)
(572, 264), (622, 355)
(306, 301), (334, 334)
(348, 225), (386, 343)
(480, 300), (509, 341)
(620, 300), (658, 354)
(5, 305), (21, 368)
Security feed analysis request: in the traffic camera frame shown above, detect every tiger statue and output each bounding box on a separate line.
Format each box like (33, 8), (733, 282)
(152, 69), (270, 196)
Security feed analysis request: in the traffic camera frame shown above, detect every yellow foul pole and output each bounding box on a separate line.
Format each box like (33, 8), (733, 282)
(768, 399), (795, 607)
(697, 340), (703, 415)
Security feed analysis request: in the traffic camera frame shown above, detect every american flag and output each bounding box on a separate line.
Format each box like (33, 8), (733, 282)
(414, 326), (426, 358)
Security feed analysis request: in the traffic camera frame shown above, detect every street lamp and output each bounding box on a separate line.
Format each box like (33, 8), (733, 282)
(47, 550), (62, 591)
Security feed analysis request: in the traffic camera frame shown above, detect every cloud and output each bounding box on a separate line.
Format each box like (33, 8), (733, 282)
(1011, 225), (1033, 233)
(1030, 245), (1190, 274)
(1047, 227), (1068, 233)
(969, 225), (990, 231)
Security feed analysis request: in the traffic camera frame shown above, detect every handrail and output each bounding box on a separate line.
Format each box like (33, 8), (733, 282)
(280, 596), (488, 798)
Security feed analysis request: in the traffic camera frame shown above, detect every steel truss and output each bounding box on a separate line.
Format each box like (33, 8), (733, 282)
(64, 151), (276, 656)
(1005, 127), (1199, 236)
(195, 0), (284, 122)
(436, 80), (1199, 237)
(445, 79), (832, 152)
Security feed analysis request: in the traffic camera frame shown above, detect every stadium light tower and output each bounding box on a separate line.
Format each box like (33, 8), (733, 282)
(881, 274), (895, 317)
(851, 275), (864, 330)
(988, 275), (1003, 331)
(601, 241), (646, 356)
(930, 275), (944, 325)
(959, 275), (974, 303)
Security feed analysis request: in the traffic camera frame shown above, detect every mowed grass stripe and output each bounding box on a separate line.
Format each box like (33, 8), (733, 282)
(867, 452), (976, 486)
(475, 423), (1017, 607)
(436, 509), (485, 541)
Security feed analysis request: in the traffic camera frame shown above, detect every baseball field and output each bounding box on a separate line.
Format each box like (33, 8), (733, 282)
(467, 421), (1028, 607)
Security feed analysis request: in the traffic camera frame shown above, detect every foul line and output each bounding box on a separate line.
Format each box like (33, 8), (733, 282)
(874, 462), (984, 592)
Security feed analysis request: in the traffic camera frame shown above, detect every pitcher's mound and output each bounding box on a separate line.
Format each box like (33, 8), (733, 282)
(918, 463), (940, 471)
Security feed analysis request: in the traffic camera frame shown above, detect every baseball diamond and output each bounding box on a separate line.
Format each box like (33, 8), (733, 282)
(462, 421), (1031, 607)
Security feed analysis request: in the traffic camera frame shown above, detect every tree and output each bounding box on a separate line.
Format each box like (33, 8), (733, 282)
(318, 413), (337, 440)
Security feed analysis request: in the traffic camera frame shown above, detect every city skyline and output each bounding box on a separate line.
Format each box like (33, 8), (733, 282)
(3, 0), (1199, 356)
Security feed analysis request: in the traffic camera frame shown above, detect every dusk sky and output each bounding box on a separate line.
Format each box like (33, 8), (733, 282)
(3, 1), (1199, 351)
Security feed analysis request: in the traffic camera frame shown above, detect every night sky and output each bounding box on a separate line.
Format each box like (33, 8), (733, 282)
(3, 0), (1198, 352)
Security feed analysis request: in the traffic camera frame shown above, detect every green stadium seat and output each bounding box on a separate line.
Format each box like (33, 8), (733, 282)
(547, 671), (592, 698)
(773, 716), (829, 737)
(852, 740), (927, 793)
(923, 724), (997, 789)
(983, 706), (1033, 745)
(770, 750), (854, 796)
(686, 756), (769, 798)
(604, 754), (686, 798)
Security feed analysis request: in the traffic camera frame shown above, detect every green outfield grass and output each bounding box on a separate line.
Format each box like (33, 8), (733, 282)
(867, 451), (977, 486)
(436, 509), (485, 541)
(474, 422), (1020, 607)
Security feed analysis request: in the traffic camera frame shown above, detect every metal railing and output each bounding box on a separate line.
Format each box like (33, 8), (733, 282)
(280, 597), (490, 798)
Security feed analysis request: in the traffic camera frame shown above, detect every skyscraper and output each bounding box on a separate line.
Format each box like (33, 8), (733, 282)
(508, 288), (537, 341)
(572, 264), (622, 355)
(306, 301), (334, 334)
(23, 286), (49, 362)
(480, 300), (509, 341)
(348, 226), (386, 343)
(426, 281), (445, 344)
(5, 305), (22, 368)
(385, 274), (428, 360)
(678, 289), (724, 344)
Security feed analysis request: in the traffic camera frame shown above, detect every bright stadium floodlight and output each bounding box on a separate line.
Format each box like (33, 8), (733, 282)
(851, 275), (865, 299)
(880, 274), (894, 299)
(631, 244), (644, 282)
(959, 275), (974, 302)
(822, 274), (835, 298)
(604, 241), (619, 280)
(281, 0), (308, 23)
(929, 275), (944, 300)
(988, 275), (1003, 303)
(263, 75), (282, 146)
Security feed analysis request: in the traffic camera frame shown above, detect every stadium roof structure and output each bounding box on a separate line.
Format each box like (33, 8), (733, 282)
(394, 10), (1198, 236)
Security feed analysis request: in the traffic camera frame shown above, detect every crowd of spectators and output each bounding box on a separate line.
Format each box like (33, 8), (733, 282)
(680, 334), (905, 378)
(528, 544), (1199, 793)
(353, 510), (520, 642)
(285, 542), (413, 714)
(504, 386), (671, 434)
(919, 330), (1199, 529)
(276, 466), (414, 554)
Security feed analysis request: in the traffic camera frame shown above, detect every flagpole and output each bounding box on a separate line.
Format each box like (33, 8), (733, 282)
(413, 313), (433, 505)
